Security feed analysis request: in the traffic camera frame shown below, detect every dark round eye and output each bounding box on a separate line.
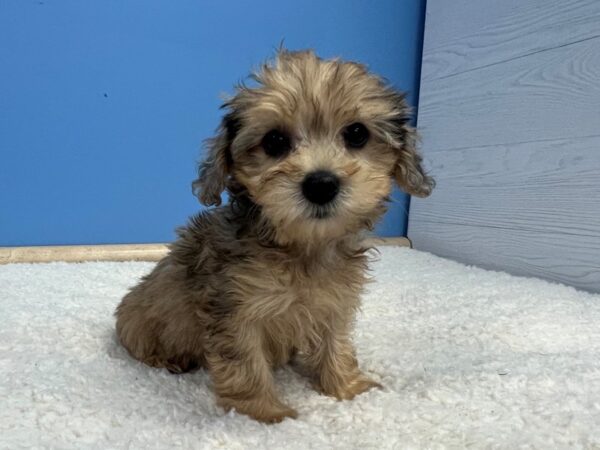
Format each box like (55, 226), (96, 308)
(343, 122), (370, 149)
(261, 129), (291, 157)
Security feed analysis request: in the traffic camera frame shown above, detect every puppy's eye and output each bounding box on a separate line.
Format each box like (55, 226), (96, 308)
(261, 130), (291, 157)
(343, 122), (370, 149)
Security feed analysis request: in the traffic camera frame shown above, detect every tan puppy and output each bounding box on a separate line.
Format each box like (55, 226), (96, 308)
(115, 50), (434, 423)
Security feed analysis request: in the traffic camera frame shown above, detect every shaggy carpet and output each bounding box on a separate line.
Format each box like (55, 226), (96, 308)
(1, 247), (599, 449)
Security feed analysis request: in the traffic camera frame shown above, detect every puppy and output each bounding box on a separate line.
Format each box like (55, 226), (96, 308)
(115, 50), (434, 423)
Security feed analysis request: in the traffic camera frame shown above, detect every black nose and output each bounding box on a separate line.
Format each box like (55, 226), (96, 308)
(302, 170), (340, 205)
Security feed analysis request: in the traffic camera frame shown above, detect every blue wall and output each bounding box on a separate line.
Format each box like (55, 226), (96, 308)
(0, 0), (425, 246)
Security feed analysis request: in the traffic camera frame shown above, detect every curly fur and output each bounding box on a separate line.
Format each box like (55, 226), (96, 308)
(115, 49), (433, 423)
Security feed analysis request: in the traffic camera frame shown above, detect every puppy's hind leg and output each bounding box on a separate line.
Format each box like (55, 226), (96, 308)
(115, 294), (164, 368)
(116, 310), (204, 374)
(115, 272), (207, 374)
(158, 318), (207, 374)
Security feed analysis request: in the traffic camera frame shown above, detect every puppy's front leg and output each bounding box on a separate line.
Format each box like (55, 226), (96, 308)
(309, 331), (381, 401)
(206, 326), (297, 423)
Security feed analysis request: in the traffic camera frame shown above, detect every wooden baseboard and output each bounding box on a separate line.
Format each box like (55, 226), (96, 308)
(0, 244), (170, 264)
(366, 236), (412, 248)
(0, 237), (411, 264)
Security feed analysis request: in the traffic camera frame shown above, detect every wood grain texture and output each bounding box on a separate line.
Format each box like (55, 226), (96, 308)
(412, 136), (600, 237)
(409, 221), (600, 292)
(419, 36), (600, 151)
(410, 0), (600, 292)
(422, 0), (600, 81)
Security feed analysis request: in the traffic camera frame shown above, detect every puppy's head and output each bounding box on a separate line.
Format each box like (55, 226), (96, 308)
(193, 50), (434, 244)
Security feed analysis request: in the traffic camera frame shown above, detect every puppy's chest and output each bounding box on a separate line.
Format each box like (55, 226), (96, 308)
(228, 253), (363, 348)
(239, 255), (363, 361)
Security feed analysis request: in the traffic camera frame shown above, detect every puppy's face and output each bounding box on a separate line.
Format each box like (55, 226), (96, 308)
(194, 51), (434, 244)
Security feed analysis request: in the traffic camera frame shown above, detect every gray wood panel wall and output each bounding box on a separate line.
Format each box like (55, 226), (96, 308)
(408, 0), (600, 292)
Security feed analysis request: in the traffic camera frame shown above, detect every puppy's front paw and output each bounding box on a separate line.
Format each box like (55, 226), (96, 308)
(218, 396), (298, 424)
(317, 372), (382, 401)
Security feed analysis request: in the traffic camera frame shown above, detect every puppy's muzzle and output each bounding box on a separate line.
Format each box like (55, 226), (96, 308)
(302, 170), (340, 205)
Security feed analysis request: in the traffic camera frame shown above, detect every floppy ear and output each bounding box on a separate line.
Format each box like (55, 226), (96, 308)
(192, 111), (240, 206)
(391, 108), (435, 198)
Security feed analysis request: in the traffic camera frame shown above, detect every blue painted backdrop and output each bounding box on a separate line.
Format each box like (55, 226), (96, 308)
(0, 0), (425, 246)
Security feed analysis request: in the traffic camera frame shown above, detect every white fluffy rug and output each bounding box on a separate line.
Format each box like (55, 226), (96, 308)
(1, 247), (600, 449)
